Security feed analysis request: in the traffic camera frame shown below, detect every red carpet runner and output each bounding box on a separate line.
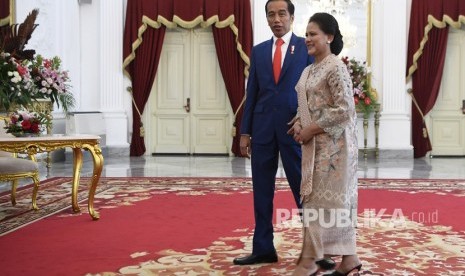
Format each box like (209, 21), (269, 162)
(0, 177), (464, 275)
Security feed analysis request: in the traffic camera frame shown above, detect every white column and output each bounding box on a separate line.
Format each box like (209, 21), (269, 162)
(372, 0), (412, 158)
(15, 1), (81, 133)
(59, 1), (81, 115)
(99, 0), (129, 151)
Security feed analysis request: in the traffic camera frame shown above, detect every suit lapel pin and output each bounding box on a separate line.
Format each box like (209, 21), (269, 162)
(290, 45), (295, 55)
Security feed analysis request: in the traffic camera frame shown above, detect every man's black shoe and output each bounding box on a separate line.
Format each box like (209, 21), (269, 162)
(233, 252), (278, 265)
(316, 258), (336, 270)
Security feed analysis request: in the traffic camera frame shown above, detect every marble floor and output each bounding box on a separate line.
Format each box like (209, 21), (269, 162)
(1, 153), (465, 196)
(38, 154), (465, 180)
(2, 153), (465, 194)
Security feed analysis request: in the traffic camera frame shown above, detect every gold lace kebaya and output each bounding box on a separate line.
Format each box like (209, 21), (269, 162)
(0, 134), (104, 220)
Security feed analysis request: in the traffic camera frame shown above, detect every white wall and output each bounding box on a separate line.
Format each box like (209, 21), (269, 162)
(15, 0), (130, 153)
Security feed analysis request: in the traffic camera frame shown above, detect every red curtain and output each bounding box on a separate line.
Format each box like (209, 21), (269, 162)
(406, 0), (465, 158)
(0, 0), (9, 26)
(123, 0), (166, 156)
(123, 0), (252, 156)
(210, 0), (251, 156)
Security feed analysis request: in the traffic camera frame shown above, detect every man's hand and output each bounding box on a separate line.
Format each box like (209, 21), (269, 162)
(240, 135), (251, 158)
(287, 122), (302, 136)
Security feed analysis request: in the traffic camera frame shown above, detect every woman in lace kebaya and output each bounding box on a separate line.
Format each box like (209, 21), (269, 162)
(287, 13), (362, 276)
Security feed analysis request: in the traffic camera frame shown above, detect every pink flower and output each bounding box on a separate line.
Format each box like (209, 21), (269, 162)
(43, 59), (52, 68)
(16, 65), (29, 76)
(364, 97), (371, 105)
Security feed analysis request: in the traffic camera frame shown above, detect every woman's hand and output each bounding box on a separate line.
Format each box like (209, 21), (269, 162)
(293, 123), (324, 145)
(298, 126), (316, 144)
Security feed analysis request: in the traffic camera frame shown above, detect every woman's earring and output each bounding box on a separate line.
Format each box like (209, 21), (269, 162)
(327, 41), (331, 44)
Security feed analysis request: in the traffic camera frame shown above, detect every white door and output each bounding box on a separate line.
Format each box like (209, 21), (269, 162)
(427, 27), (465, 156)
(143, 28), (233, 155)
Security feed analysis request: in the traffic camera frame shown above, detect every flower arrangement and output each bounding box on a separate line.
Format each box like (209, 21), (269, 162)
(0, 52), (37, 111)
(3, 108), (50, 136)
(31, 55), (75, 113)
(0, 52), (75, 113)
(0, 9), (74, 114)
(341, 56), (378, 117)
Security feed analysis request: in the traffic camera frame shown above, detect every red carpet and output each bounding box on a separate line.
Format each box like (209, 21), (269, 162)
(0, 177), (464, 275)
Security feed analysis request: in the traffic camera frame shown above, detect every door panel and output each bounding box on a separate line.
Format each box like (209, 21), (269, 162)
(191, 31), (231, 154)
(195, 43), (227, 110)
(194, 116), (229, 153)
(148, 30), (190, 154)
(157, 48), (188, 110)
(428, 28), (465, 156)
(156, 116), (189, 153)
(143, 28), (232, 155)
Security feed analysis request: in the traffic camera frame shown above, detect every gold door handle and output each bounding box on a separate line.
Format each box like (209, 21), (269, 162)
(184, 98), (191, 113)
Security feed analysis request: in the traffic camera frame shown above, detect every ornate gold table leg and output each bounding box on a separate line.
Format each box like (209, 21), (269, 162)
(374, 109), (380, 158)
(71, 148), (83, 213)
(363, 113), (369, 158)
(11, 179), (18, 206)
(46, 153), (52, 169)
(84, 144), (104, 220)
(31, 174), (40, 210)
(46, 116), (52, 169)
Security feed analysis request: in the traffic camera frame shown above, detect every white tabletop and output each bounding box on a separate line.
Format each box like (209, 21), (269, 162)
(0, 134), (101, 142)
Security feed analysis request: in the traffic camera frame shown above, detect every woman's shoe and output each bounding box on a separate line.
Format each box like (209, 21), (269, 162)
(326, 264), (362, 276)
(316, 258), (336, 270)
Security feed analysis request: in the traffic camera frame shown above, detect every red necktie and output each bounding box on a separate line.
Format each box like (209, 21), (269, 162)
(273, 38), (284, 84)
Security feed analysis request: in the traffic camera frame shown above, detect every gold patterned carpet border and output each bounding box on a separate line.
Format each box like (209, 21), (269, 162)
(1, 177), (465, 236)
